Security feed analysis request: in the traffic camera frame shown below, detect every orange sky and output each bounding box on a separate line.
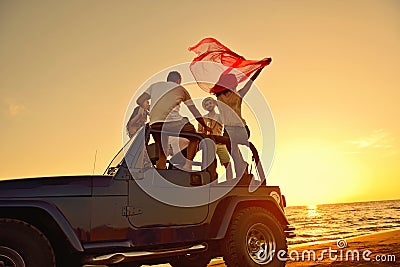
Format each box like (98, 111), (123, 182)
(1, 1), (399, 206)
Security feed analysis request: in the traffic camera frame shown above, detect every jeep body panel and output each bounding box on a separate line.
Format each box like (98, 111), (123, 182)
(0, 199), (84, 252)
(0, 176), (92, 198)
(128, 168), (210, 228)
(0, 175), (131, 246)
(207, 194), (288, 240)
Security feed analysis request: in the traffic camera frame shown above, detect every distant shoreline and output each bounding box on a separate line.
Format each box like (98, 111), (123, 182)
(286, 198), (400, 208)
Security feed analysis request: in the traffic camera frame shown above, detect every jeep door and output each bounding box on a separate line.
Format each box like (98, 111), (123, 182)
(126, 131), (212, 227)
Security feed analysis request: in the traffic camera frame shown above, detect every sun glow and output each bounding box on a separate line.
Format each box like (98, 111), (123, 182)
(307, 204), (319, 217)
(269, 140), (365, 206)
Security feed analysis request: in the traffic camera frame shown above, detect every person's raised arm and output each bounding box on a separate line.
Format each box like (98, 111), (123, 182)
(238, 58), (271, 98)
(136, 92), (150, 108)
(237, 67), (265, 98)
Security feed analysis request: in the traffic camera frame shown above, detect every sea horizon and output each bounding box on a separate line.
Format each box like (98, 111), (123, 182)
(286, 198), (400, 208)
(285, 199), (400, 246)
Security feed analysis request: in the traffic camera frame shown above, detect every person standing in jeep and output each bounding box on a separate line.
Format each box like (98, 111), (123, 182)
(136, 71), (211, 170)
(211, 68), (265, 179)
(198, 97), (233, 180)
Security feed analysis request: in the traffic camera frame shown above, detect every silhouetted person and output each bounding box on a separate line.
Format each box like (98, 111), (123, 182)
(212, 68), (264, 178)
(137, 71), (211, 170)
(198, 97), (233, 180)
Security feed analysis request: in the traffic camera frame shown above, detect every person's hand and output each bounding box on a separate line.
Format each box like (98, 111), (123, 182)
(203, 125), (213, 134)
(262, 57), (272, 64)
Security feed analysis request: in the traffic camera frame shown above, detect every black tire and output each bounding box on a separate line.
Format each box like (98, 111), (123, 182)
(56, 253), (81, 267)
(0, 246), (25, 267)
(223, 207), (287, 267)
(170, 253), (211, 267)
(0, 219), (56, 267)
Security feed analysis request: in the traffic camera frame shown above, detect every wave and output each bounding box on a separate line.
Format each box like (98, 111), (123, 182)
(358, 217), (378, 221)
(356, 225), (394, 231)
(285, 199), (400, 245)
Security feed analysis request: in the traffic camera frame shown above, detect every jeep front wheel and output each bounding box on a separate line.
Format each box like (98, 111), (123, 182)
(0, 219), (55, 267)
(223, 207), (287, 267)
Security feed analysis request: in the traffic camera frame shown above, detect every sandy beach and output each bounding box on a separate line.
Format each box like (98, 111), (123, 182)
(285, 229), (400, 266)
(130, 229), (398, 267)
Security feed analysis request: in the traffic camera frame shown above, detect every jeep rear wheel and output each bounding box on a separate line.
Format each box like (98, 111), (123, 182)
(0, 219), (55, 267)
(0, 246), (25, 267)
(223, 207), (286, 267)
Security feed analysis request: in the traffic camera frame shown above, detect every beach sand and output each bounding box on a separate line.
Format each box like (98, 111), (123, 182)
(87, 229), (399, 267)
(285, 229), (400, 266)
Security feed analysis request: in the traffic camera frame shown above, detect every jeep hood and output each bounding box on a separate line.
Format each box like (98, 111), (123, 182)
(0, 175), (111, 198)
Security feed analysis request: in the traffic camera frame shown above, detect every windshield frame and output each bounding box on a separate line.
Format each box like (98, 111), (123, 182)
(103, 126), (144, 175)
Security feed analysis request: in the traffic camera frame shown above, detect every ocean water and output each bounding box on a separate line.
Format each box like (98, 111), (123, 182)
(285, 199), (400, 246)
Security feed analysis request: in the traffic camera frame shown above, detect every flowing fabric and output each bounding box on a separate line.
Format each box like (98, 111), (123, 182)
(189, 37), (271, 93)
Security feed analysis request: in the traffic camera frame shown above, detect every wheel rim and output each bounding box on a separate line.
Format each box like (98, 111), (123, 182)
(0, 246), (25, 267)
(246, 223), (276, 265)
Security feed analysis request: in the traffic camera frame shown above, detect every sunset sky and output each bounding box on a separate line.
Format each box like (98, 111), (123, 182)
(1, 1), (399, 206)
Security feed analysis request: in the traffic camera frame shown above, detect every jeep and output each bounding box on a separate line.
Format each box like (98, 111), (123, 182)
(0, 126), (295, 267)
